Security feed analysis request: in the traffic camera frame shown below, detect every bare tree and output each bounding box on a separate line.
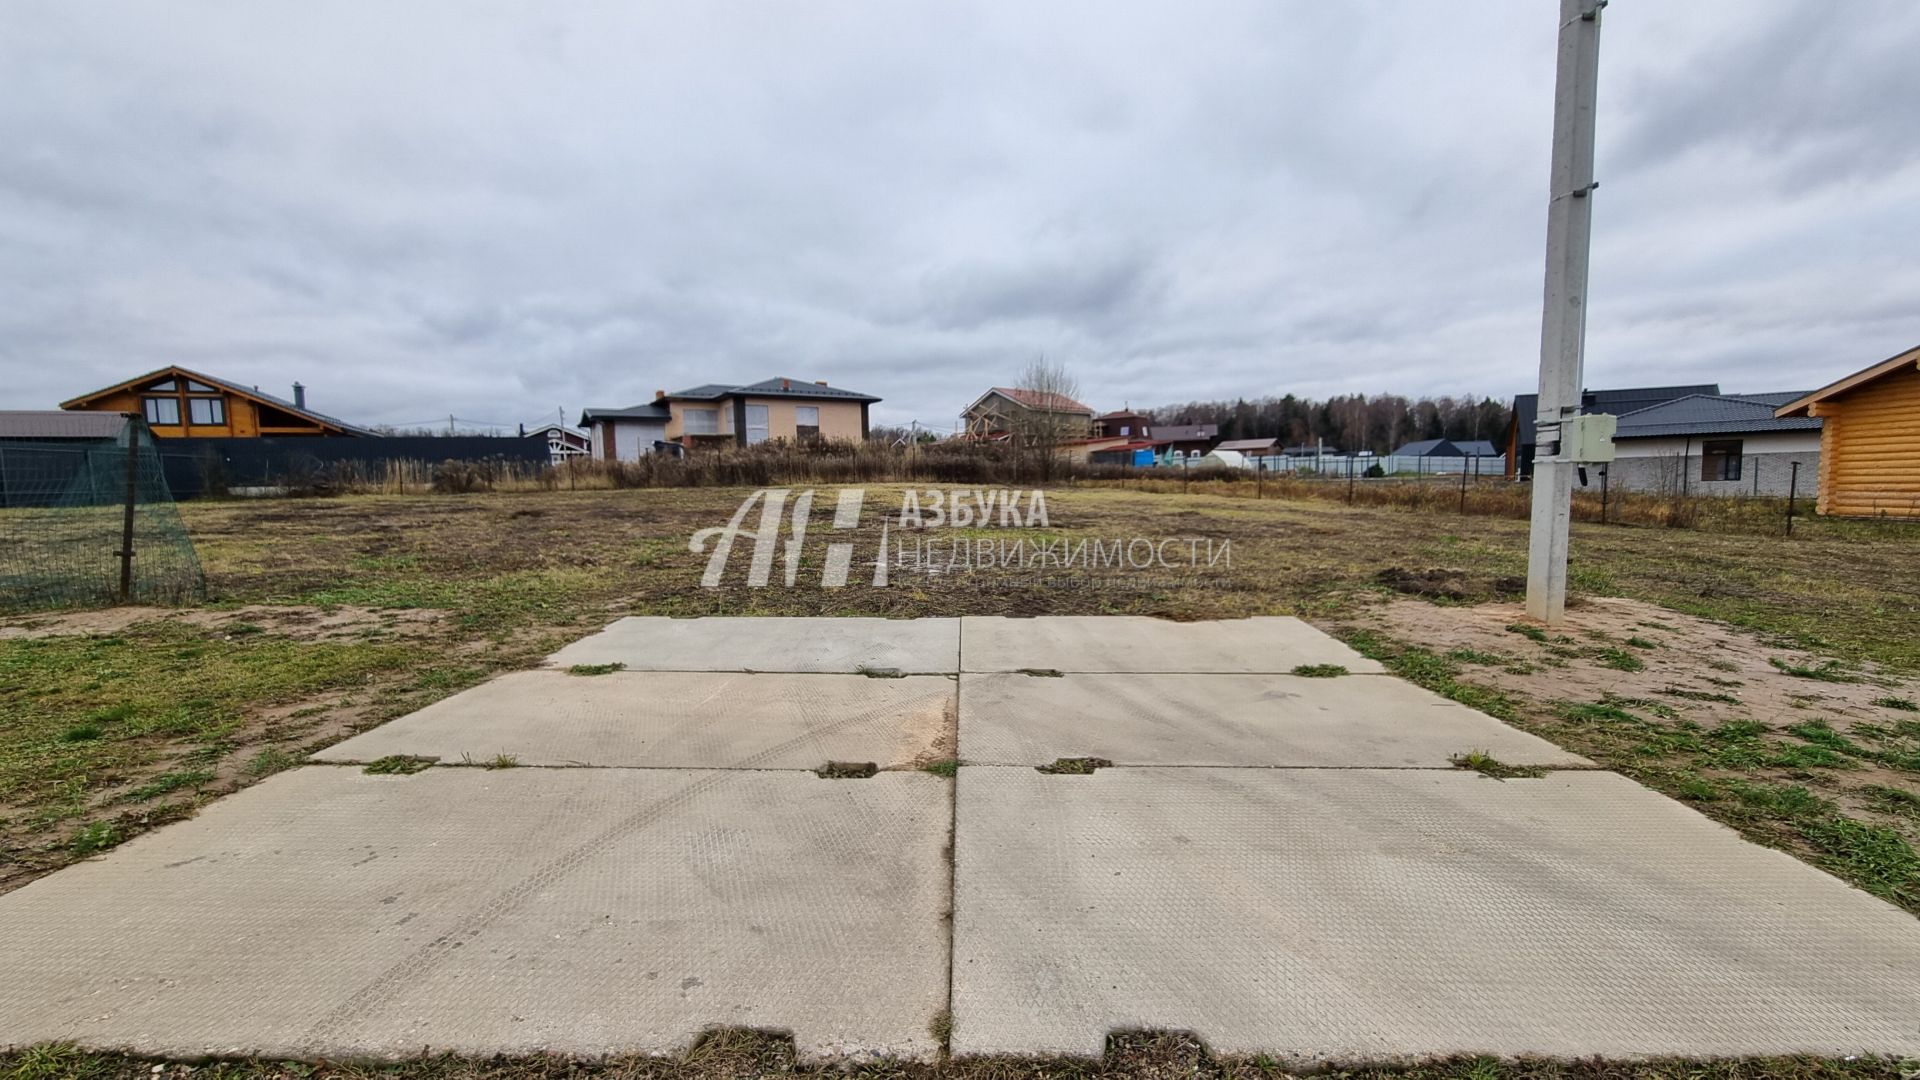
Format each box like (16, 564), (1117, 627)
(1009, 357), (1087, 480)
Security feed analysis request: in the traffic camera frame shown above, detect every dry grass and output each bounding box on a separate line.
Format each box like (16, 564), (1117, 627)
(3, 483), (1917, 900)
(4, 1033), (1914, 1080)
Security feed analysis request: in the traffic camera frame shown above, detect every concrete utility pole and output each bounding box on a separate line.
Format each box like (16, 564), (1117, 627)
(1525, 0), (1605, 624)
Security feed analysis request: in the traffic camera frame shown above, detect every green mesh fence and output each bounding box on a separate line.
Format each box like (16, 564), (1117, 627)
(0, 423), (205, 612)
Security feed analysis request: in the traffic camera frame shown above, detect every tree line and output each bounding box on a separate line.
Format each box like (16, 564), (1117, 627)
(1144, 393), (1512, 455)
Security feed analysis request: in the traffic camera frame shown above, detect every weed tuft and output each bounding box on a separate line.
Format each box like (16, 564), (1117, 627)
(1450, 751), (1545, 780)
(69, 822), (119, 855)
(1769, 657), (1861, 683)
(363, 754), (436, 775)
(1505, 623), (1548, 642)
(815, 761), (878, 779)
(1015, 668), (1065, 678)
(1037, 756), (1112, 775)
(567, 662), (626, 676)
(58, 724), (104, 743)
(920, 758), (959, 778)
(856, 665), (907, 679)
(1874, 696), (1919, 712)
(1291, 664), (1348, 678)
(1594, 647), (1645, 672)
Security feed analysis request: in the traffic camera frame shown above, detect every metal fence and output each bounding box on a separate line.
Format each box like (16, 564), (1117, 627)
(0, 424), (205, 612)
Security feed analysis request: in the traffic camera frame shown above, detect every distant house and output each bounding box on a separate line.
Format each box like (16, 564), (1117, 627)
(1153, 424), (1219, 461)
(1505, 385), (1716, 478)
(61, 365), (374, 438)
(962, 387), (1094, 442)
(524, 423), (590, 465)
(1215, 437), (1278, 457)
(1389, 438), (1505, 472)
(579, 401), (672, 462)
(1608, 393), (1821, 497)
(582, 378), (878, 456)
(1775, 344), (1920, 517)
(1088, 439), (1165, 467)
(1092, 408), (1153, 439)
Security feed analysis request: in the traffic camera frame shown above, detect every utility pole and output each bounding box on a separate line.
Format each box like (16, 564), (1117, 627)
(1525, 0), (1605, 625)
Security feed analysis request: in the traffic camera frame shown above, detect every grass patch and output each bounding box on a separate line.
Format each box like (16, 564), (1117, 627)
(1344, 630), (1518, 722)
(567, 662), (626, 676)
(1505, 623), (1548, 642)
(8, 1040), (1917, 1080)
(57, 724), (103, 743)
(363, 755), (436, 775)
(1290, 664), (1348, 678)
(1594, 647), (1645, 672)
(124, 768), (215, 802)
(1768, 657), (1861, 683)
(1444, 648), (1506, 666)
(246, 748), (301, 777)
(920, 758), (959, 778)
(1625, 636), (1660, 650)
(1874, 696), (1919, 712)
(67, 822), (120, 856)
(1450, 751), (1545, 780)
(1660, 687), (1740, 704)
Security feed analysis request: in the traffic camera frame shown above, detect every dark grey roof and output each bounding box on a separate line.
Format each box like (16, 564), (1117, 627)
(1725, 390), (1808, 407)
(173, 369), (378, 436)
(665, 378), (881, 403)
(1392, 438), (1458, 457)
(1154, 423), (1218, 442)
(1613, 393), (1822, 439)
(666, 383), (739, 401)
(1510, 384), (1719, 448)
(0, 411), (131, 440)
(579, 403), (671, 424)
(1455, 440), (1500, 457)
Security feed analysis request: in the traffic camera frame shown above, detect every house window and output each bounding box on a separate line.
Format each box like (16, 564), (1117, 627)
(795, 405), (820, 441)
(1701, 439), (1743, 482)
(1119, 425), (1130, 436)
(143, 396), (181, 425)
(188, 397), (225, 425)
(683, 408), (719, 435)
(185, 379), (217, 392)
(745, 404), (770, 445)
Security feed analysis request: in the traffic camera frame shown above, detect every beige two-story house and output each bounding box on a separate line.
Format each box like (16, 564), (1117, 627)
(659, 378), (879, 449)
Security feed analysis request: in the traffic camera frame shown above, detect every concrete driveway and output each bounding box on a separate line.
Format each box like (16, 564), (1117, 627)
(2, 616), (1918, 1064)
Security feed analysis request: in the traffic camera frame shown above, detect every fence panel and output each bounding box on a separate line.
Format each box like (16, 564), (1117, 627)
(0, 430), (204, 612)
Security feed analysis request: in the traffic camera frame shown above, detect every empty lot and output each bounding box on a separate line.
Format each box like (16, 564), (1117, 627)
(3, 485), (1917, 915)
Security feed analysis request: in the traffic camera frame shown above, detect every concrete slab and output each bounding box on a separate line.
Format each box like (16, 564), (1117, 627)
(315, 671), (955, 770)
(547, 616), (959, 674)
(0, 767), (950, 1062)
(959, 616), (1382, 674)
(952, 767), (1920, 1061)
(958, 673), (1588, 768)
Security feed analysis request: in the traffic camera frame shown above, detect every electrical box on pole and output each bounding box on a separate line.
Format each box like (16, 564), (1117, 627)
(1525, 0), (1606, 626)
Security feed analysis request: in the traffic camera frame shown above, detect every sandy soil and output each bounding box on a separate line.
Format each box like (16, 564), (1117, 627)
(1370, 595), (1916, 735)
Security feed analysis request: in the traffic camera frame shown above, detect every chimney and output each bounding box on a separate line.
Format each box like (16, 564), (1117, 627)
(655, 389), (665, 400)
(815, 379), (828, 386)
(781, 378), (791, 391)
(292, 382), (306, 409)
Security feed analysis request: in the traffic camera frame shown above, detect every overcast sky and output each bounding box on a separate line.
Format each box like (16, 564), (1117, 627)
(5, 2), (1917, 432)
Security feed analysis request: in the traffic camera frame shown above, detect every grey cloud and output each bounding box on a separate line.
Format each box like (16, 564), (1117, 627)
(2, 1), (1917, 432)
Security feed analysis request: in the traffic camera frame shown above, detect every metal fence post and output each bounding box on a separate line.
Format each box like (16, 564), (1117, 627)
(1786, 461), (1800, 536)
(1459, 463), (1469, 513)
(118, 422), (140, 602)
